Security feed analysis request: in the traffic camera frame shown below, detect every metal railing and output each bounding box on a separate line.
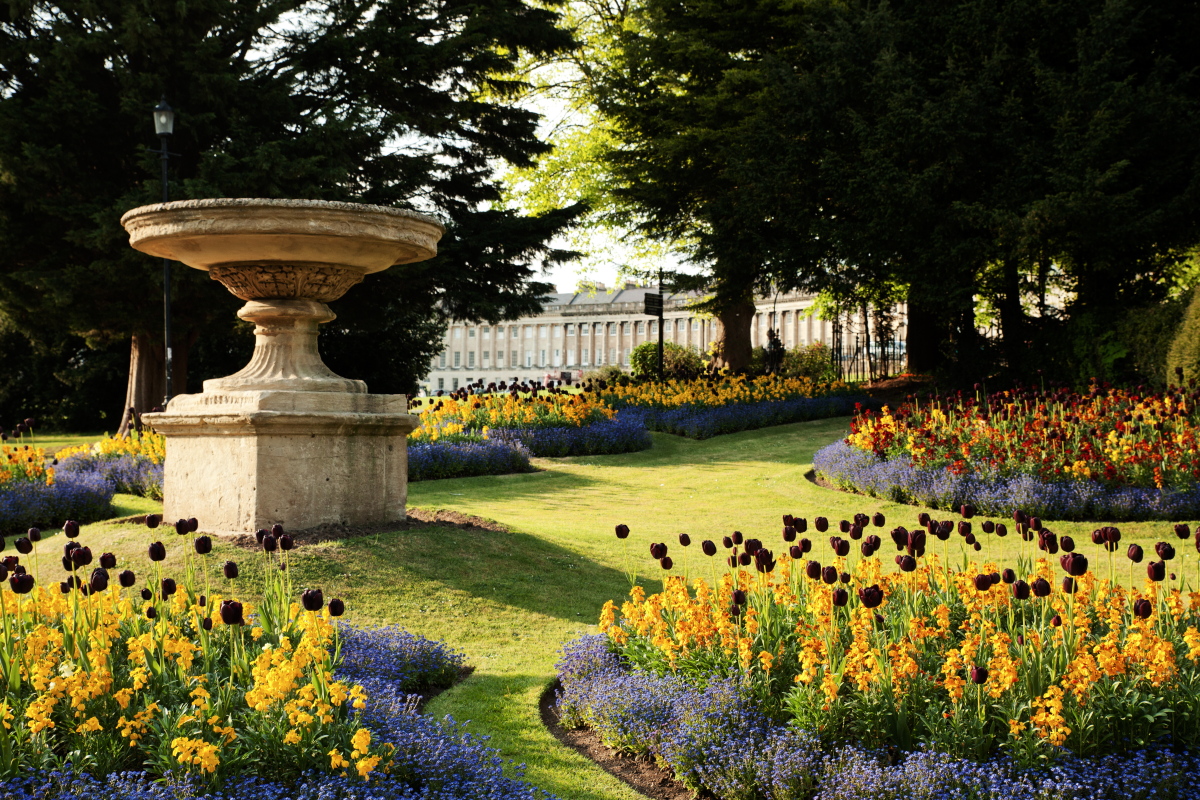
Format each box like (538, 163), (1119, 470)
(831, 333), (907, 383)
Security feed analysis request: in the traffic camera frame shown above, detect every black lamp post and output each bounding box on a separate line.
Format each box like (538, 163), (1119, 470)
(152, 98), (175, 405)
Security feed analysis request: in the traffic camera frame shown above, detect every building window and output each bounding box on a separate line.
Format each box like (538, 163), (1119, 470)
(594, 323), (603, 334)
(511, 350), (518, 365)
(468, 327), (476, 338)
(623, 349), (630, 365)
(483, 350), (490, 361)
(452, 378), (459, 390)
(468, 352), (475, 367)
(524, 326), (533, 339)
(511, 326), (519, 338)
(453, 327), (462, 339)
(677, 319), (685, 331)
(610, 348), (617, 364)
(607, 322), (616, 334)
(539, 324), (548, 338)
(540, 349), (547, 366)
(636, 321), (645, 334)
(438, 378), (444, 390)
(566, 323), (575, 335)
(553, 349), (561, 366)
(482, 326), (491, 339)
(692, 319), (700, 331)
(439, 352), (446, 368)
(649, 321), (656, 335)
(552, 325), (562, 338)
(525, 351), (533, 367)
(453, 351), (461, 367)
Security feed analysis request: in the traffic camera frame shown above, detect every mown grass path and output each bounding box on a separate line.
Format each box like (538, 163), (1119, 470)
(79, 417), (1195, 800)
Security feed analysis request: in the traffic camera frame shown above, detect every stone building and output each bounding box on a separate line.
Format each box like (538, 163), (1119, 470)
(418, 284), (882, 394)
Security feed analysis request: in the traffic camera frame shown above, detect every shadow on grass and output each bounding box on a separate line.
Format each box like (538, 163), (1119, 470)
(313, 523), (634, 623)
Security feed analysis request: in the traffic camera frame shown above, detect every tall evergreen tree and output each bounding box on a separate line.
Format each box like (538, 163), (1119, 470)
(0, 0), (580, 426)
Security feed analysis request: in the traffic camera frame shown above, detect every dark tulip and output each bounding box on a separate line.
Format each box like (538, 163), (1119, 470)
(146, 606), (157, 619)
(961, 504), (976, 519)
(834, 539), (851, 557)
(63, 520), (80, 538)
(202, 617), (213, 631)
(738, 552), (751, 566)
(1060, 536), (1075, 553)
(795, 518), (807, 533)
(1148, 560), (1166, 582)
(279, 534), (294, 552)
(728, 555), (739, 568)
(1091, 529), (1105, 545)
(814, 517), (828, 533)
(188, 518), (199, 533)
(822, 565), (838, 584)
(194, 536), (212, 555)
(973, 574), (991, 592)
(118, 569), (136, 588)
(800, 538), (812, 553)
(0, 565), (8, 582)
(99, 552), (117, 569)
(840, 571), (851, 584)
(144, 514), (161, 529)
(89, 568), (108, 593)
(744, 538), (761, 555)
(732, 589), (747, 605)
(899, 555), (917, 572)
(271, 524), (284, 538)
(872, 512), (885, 528)
(806, 560), (822, 580)
(1017, 634), (1025, 646)
(1128, 544), (1144, 563)
(723, 536), (734, 549)
(782, 526), (797, 542)
(1032, 578), (1051, 597)
(1155, 541), (1176, 561)
(732, 531), (744, 545)
(1105, 527), (1121, 544)
(1133, 598), (1153, 619)
(969, 666), (988, 684)
(0, 536), (4, 552)
(28, 527), (41, 543)
(259, 533), (276, 553)
(916, 512), (930, 527)
(1195, 531), (1200, 554)
(860, 542), (874, 557)
(161, 578), (177, 598)
(1176, 523), (1191, 540)
(839, 519), (851, 533)
(1062, 577), (1077, 594)
(678, 533), (692, 548)
(14, 537), (31, 555)
(1030, 517), (1042, 532)
(71, 546), (92, 568)
(219, 599), (244, 626)
(959, 521), (971, 537)
(175, 519), (190, 536)
(964, 533), (977, 546)
(223, 561), (239, 579)
(1064, 552), (1089, 576)
(1012, 580), (1031, 600)
(59, 580), (70, 594)
(199, 595), (206, 607)
(1050, 614), (1062, 627)
(141, 587), (152, 600)
(790, 545), (803, 559)
(1002, 568), (1016, 584)
(855, 513), (869, 528)
(831, 587), (849, 607)
(849, 524), (863, 540)
(895, 555), (904, 566)
(615, 524), (630, 539)
(858, 585), (884, 608)
(988, 572), (1000, 586)
(59, 556), (71, 571)
(940, 520), (954, 538)
(148, 542), (166, 562)
(255, 529), (268, 544)
(2, 555), (18, 570)
(890, 527), (908, 550)
(660, 556), (674, 570)
(783, 514), (794, 527)
(701, 540), (717, 557)
(9, 573), (34, 594)
(302, 588), (325, 611)
(328, 598), (345, 617)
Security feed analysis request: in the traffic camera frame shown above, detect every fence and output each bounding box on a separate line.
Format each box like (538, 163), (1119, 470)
(830, 332), (907, 383)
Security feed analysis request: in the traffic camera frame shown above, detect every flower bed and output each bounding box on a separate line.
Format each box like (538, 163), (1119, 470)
(829, 384), (1200, 520)
(489, 414), (651, 457)
(586, 373), (850, 410)
(57, 430), (165, 499)
(0, 516), (556, 800)
(408, 439), (535, 482)
(567, 505), (1200, 797)
(814, 440), (1200, 521)
(630, 396), (875, 440)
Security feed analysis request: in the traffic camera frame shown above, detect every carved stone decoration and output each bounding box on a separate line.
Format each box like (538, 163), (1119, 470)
(120, 198), (444, 532)
(209, 263), (365, 302)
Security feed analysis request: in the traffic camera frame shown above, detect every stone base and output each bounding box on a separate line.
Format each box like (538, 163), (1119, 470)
(142, 390), (418, 533)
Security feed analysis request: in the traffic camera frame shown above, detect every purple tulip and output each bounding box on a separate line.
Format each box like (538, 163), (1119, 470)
(328, 598), (345, 617)
(219, 600), (244, 626)
(701, 540), (717, 556)
(63, 520), (80, 538)
(302, 588), (324, 611)
(858, 585), (883, 608)
(615, 524), (630, 539)
(148, 542), (166, 562)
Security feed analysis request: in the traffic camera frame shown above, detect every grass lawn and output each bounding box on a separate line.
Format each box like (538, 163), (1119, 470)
(75, 416), (1196, 800)
(10, 431), (106, 455)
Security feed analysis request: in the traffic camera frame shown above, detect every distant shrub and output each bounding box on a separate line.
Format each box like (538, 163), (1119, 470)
(629, 341), (704, 379)
(781, 341), (838, 383)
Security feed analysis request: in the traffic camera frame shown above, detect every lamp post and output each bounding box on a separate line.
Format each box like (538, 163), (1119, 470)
(152, 98), (175, 406)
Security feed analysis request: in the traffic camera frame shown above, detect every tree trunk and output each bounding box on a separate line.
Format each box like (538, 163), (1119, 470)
(906, 288), (941, 374)
(860, 303), (874, 381)
(997, 256), (1025, 374)
(117, 332), (193, 436)
(715, 300), (757, 372)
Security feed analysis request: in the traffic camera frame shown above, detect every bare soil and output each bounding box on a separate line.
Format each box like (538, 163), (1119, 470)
(539, 679), (694, 800)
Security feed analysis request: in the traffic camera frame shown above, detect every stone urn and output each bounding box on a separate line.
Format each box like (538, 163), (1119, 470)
(122, 198), (443, 532)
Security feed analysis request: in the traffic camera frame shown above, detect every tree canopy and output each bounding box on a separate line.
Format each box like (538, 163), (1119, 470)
(0, 0), (581, 426)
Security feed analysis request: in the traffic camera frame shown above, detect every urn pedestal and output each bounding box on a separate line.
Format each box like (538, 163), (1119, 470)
(121, 199), (443, 532)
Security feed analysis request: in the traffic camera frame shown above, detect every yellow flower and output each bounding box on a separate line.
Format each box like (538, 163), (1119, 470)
(351, 727), (371, 758)
(356, 755), (381, 779)
(329, 748), (350, 770)
(283, 729), (302, 745)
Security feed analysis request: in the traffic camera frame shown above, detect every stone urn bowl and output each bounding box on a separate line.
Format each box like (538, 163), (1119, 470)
(121, 198), (444, 393)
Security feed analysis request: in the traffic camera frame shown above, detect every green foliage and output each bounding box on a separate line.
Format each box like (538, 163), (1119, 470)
(1118, 298), (1186, 389)
(1167, 288), (1200, 387)
(583, 364), (625, 383)
(0, 0), (581, 411)
(628, 341), (702, 379)
(780, 342), (838, 384)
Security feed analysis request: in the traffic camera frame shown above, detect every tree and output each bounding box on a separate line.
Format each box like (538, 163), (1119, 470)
(0, 0), (581, 426)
